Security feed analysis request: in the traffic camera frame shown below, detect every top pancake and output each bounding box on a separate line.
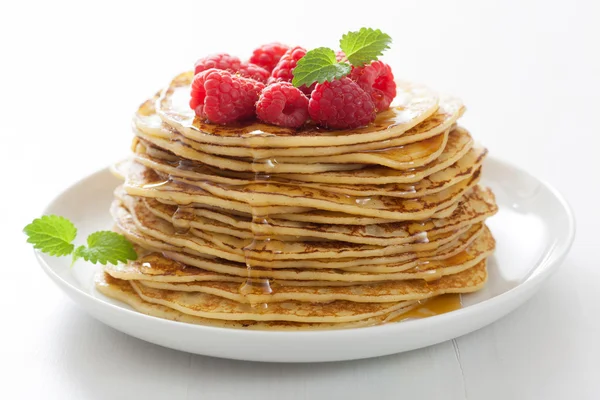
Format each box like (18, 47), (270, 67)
(156, 72), (440, 148)
(136, 88), (463, 158)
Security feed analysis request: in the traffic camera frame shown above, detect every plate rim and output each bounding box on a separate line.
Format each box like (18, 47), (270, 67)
(34, 155), (576, 341)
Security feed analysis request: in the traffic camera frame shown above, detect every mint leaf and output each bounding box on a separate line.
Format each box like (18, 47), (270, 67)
(73, 231), (137, 266)
(292, 47), (352, 88)
(339, 28), (392, 66)
(71, 245), (85, 266)
(23, 215), (77, 257)
(25, 215), (138, 267)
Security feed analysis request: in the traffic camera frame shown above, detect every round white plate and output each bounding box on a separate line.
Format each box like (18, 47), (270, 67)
(34, 157), (575, 363)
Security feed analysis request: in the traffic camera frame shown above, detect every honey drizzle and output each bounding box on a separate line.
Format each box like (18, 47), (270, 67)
(172, 205), (194, 234)
(239, 165), (275, 308)
(393, 294), (462, 322)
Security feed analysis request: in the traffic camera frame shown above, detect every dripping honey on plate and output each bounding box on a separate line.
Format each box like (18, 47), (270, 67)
(394, 294), (463, 322)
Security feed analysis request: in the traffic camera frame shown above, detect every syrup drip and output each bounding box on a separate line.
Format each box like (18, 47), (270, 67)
(414, 247), (471, 281)
(394, 294), (462, 322)
(141, 179), (170, 190)
(172, 206), (195, 234)
(240, 167), (276, 308)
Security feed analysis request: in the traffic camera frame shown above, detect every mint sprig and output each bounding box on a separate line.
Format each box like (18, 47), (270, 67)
(339, 28), (392, 66)
(292, 27), (392, 89)
(292, 48), (352, 88)
(24, 215), (77, 256)
(73, 231), (138, 266)
(24, 215), (137, 266)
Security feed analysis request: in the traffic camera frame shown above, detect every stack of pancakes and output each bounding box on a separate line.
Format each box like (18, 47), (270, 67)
(97, 72), (497, 330)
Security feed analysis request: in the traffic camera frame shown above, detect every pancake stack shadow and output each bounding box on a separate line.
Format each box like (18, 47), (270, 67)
(97, 72), (498, 330)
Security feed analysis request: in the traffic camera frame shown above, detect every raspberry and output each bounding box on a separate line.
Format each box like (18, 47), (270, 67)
(194, 53), (241, 75)
(237, 62), (269, 83)
(268, 46), (315, 95)
(256, 82), (309, 128)
(249, 43), (290, 72)
(335, 51), (346, 61)
(350, 60), (396, 111)
(268, 46), (306, 84)
(190, 69), (265, 124)
(308, 77), (376, 129)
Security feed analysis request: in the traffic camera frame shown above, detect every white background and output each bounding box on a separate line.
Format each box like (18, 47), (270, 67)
(1, 0), (599, 398)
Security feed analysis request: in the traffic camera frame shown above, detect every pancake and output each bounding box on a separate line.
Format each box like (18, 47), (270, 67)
(270, 199), (461, 225)
(111, 220), (482, 272)
(135, 129), (364, 174)
(123, 163), (312, 216)
(296, 145), (487, 198)
(187, 170), (479, 219)
(127, 262), (486, 323)
(129, 281), (412, 323)
(141, 185), (496, 245)
(136, 230), (493, 303)
(137, 138), (485, 200)
(114, 195), (481, 263)
(124, 161), (480, 221)
(135, 91), (463, 158)
(104, 253), (388, 287)
(277, 126), (474, 184)
(110, 219), (489, 283)
(137, 259), (488, 305)
(137, 128), (450, 172)
(267, 131), (449, 170)
(156, 72), (440, 148)
(127, 173), (464, 225)
(96, 273), (421, 330)
(131, 125), (473, 188)
(159, 226), (491, 282)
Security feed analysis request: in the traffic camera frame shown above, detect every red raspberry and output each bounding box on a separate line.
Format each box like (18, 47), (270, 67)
(256, 82), (309, 128)
(237, 62), (269, 83)
(268, 46), (306, 84)
(190, 69), (265, 124)
(268, 46), (315, 95)
(335, 51), (346, 62)
(308, 77), (376, 129)
(350, 61), (396, 111)
(194, 53), (241, 75)
(249, 43), (290, 72)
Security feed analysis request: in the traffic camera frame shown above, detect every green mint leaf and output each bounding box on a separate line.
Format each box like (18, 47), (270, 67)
(292, 47), (352, 88)
(23, 215), (77, 257)
(71, 245), (85, 267)
(339, 27), (392, 66)
(73, 231), (138, 266)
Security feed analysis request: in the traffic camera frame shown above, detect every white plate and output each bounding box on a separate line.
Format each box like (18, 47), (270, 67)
(34, 157), (575, 363)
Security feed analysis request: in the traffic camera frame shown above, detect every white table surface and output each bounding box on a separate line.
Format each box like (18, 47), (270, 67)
(1, 0), (598, 398)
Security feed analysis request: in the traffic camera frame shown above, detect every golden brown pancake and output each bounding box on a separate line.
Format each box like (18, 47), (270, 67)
(134, 262), (487, 306)
(96, 273), (422, 330)
(277, 126), (474, 184)
(134, 90), (463, 158)
(123, 162), (480, 221)
(139, 185), (496, 245)
(156, 72), (440, 148)
(136, 233), (493, 303)
(124, 262), (486, 322)
(133, 139), (485, 200)
(113, 196), (481, 264)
